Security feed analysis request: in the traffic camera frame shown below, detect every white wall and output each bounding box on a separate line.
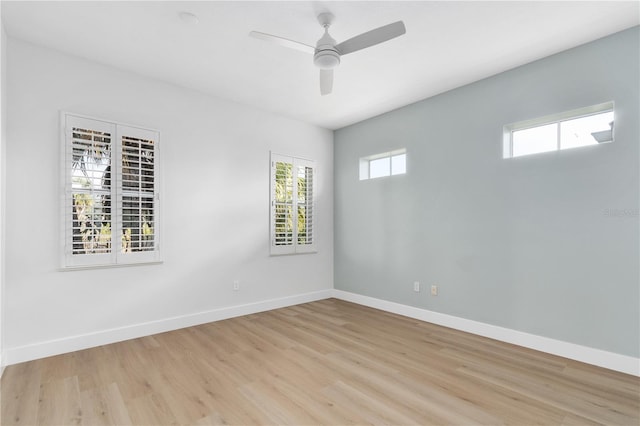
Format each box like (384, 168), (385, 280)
(0, 14), (7, 373)
(4, 38), (333, 363)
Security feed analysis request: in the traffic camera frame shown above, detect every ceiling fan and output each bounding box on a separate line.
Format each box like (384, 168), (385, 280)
(250, 13), (406, 96)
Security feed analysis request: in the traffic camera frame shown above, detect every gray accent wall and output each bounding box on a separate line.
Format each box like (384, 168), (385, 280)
(334, 27), (639, 357)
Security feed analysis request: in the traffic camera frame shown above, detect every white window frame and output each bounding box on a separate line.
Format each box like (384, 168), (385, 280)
(270, 152), (316, 255)
(503, 102), (614, 158)
(60, 112), (162, 269)
(359, 148), (407, 180)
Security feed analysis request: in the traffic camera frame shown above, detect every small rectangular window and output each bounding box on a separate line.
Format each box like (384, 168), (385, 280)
(391, 153), (407, 175)
(369, 157), (390, 179)
(504, 102), (614, 158)
(360, 149), (406, 180)
(512, 123), (558, 157)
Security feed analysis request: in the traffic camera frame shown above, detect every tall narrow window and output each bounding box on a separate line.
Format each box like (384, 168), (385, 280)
(270, 153), (316, 255)
(62, 113), (161, 267)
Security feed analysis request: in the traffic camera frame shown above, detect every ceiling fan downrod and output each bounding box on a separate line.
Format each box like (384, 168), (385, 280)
(313, 13), (340, 70)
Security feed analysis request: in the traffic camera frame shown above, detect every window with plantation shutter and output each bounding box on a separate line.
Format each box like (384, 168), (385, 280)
(270, 153), (316, 255)
(62, 113), (161, 268)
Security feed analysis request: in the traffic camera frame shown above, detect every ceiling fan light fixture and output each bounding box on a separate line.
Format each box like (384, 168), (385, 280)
(314, 49), (340, 69)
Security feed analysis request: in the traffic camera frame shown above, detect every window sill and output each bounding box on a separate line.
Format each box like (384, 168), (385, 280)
(60, 260), (164, 272)
(269, 250), (318, 257)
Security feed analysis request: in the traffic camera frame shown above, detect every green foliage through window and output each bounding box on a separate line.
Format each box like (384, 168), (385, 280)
(64, 114), (160, 267)
(271, 154), (315, 254)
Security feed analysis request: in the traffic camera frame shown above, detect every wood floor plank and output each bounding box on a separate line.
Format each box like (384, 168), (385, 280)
(125, 392), (179, 426)
(458, 362), (638, 425)
(36, 375), (82, 425)
(79, 382), (132, 426)
(325, 352), (484, 425)
(0, 359), (42, 426)
(267, 375), (361, 425)
(239, 379), (320, 425)
(2, 298), (638, 425)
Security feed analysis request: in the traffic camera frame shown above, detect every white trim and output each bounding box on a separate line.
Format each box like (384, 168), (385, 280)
(4, 289), (333, 366)
(59, 260), (163, 272)
(505, 101), (614, 133)
(5, 288), (637, 377)
(332, 290), (640, 377)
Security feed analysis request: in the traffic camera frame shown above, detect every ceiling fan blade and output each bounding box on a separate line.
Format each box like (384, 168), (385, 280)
(336, 21), (406, 55)
(320, 69), (333, 96)
(249, 31), (315, 54)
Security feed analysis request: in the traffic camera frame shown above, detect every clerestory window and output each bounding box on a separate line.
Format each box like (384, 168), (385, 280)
(359, 149), (407, 180)
(503, 102), (614, 158)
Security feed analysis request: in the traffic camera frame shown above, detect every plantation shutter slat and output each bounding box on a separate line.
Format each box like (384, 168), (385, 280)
(295, 159), (315, 253)
(64, 116), (116, 267)
(272, 155), (294, 251)
(117, 127), (159, 263)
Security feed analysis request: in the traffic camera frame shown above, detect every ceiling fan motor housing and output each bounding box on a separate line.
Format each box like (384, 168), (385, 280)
(314, 30), (340, 69)
(314, 48), (340, 69)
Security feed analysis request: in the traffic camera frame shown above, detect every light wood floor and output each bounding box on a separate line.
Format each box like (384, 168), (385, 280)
(2, 299), (639, 425)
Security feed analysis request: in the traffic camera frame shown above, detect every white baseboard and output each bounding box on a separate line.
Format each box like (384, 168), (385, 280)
(4, 289), (333, 366)
(5, 288), (638, 377)
(332, 289), (640, 377)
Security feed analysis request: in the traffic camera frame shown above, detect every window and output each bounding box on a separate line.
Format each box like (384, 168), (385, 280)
(270, 153), (316, 255)
(62, 113), (161, 268)
(503, 102), (614, 158)
(359, 149), (406, 180)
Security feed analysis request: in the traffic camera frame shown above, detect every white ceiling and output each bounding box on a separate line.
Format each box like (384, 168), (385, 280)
(2, 1), (638, 130)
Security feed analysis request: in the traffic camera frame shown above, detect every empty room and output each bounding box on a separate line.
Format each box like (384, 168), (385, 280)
(0, 1), (638, 425)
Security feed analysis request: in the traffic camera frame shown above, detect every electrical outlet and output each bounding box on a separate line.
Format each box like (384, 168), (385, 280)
(431, 285), (438, 296)
(413, 281), (420, 292)
(233, 280), (240, 291)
